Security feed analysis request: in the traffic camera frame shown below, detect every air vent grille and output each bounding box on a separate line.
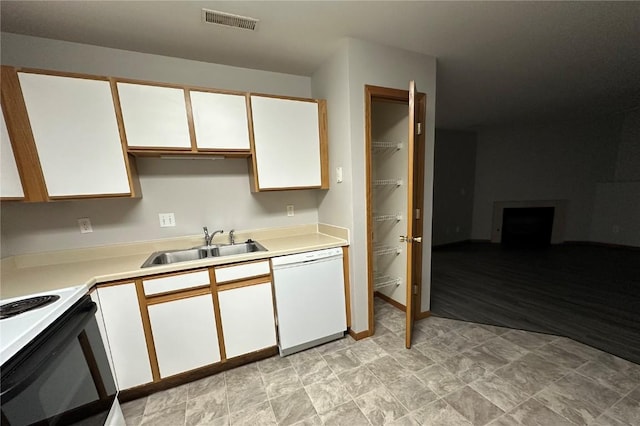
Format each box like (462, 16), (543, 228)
(202, 9), (259, 31)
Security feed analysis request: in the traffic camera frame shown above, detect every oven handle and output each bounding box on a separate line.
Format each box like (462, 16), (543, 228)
(0, 295), (97, 400)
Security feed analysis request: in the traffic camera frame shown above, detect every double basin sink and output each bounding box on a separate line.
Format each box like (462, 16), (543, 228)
(141, 240), (267, 268)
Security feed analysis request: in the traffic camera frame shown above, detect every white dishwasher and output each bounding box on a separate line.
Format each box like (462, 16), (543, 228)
(271, 247), (347, 356)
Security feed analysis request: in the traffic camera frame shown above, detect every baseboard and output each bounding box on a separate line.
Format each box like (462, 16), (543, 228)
(432, 239), (472, 250)
(563, 240), (640, 251)
(374, 291), (406, 311)
(118, 346), (278, 402)
(415, 310), (431, 320)
(348, 328), (372, 340)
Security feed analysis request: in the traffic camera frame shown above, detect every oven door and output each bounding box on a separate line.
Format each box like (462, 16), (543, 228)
(1, 295), (117, 426)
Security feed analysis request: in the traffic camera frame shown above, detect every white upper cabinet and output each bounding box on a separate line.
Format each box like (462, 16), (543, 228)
(117, 82), (192, 149)
(190, 91), (251, 150)
(0, 106), (24, 199)
(250, 96), (327, 190)
(18, 72), (131, 197)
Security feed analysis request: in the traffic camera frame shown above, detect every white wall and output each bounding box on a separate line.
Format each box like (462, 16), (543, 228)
(471, 115), (623, 242)
(313, 38), (437, 333)
(0, 33), (318, 256)
(432, 129), (476, 246)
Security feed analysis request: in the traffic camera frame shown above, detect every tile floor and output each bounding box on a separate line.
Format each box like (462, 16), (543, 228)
(121, 298), (640, 425)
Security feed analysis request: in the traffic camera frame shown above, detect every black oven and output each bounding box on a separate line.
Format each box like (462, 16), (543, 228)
(1, 295), (117, 425)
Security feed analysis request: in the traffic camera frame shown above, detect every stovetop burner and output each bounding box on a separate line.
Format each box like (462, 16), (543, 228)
(0, 295), (61, 320)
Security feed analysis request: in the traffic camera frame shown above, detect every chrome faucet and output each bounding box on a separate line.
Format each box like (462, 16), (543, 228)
(229, 229), (235, 245)
(203, 227), (223, 246)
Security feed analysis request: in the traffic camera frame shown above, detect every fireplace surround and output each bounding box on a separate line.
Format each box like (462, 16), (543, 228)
(491, 200), (567, 244)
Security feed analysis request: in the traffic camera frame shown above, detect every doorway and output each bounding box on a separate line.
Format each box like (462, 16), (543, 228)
(365, 83), (426, 348)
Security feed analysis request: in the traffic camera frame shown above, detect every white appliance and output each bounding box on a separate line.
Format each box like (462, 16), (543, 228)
(1, 286), (123, 425)
(271, 247), (347, 356)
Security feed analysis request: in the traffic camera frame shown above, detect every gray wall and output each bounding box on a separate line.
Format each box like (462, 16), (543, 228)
(312, 38), (437, 331)
(589, 109), (640, 246)
(432, 129), (476, 246)
(0, 33), (318, 256)
(470, 109), (639, 247)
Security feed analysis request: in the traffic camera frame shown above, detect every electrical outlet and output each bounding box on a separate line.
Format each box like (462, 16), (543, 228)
(286, 205), (294, 217)
(159, 213), (176, 227)
(78, 218), (93, 233)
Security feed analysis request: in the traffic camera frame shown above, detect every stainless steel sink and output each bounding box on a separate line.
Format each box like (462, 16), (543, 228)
(141, 241), (267, 268)
(212, 241), (267, 257)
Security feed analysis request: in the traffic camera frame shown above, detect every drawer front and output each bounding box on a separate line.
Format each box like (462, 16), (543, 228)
(214, 261), (270, 284)
(143, 270), (210, 296)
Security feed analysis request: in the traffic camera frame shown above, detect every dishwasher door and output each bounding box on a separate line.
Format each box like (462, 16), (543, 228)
(272, 248), (347, 356)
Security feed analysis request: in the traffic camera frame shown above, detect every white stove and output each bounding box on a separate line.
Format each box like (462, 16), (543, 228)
(0, 284), (87, 365)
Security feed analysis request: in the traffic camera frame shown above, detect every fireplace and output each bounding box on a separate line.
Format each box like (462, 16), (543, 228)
(491, 200), (567, 245)
(502, 207), (554, 247)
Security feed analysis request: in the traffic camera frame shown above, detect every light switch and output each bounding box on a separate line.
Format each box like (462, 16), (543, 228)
(336, 167), (343, 183)
(159, 213), (176, 227)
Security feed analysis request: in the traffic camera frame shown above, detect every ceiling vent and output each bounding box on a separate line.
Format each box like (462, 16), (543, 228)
(201, 9), (259, 31)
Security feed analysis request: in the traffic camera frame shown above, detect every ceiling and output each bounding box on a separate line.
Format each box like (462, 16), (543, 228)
(1, 1), (639, 129)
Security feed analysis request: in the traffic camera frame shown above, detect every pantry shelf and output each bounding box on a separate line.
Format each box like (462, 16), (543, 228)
(373, 274), (401, 290)
(373, 213), (403, 222)
(372, 141), (403, 151)
(372, 179), (403, 187)
(373, 245), (402, 256)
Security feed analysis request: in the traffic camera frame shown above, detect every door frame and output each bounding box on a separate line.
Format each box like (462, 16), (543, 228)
(364, 84), (427, 336)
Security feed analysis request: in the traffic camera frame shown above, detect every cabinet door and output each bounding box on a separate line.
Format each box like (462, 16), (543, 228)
(0, 106), (24, 199)
(18, 72), (131, 197)
(148, 294), (220, 378)
(117, 82), (191, 149)
(250, 96), (325, 189)
(218, 282), (277, 358)
(97, 283), (153, 390)
(190, 91), (250, 150)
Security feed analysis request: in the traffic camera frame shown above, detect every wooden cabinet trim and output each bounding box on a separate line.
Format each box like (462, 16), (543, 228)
(209, 268), (228, 361)
(216, 276), (271, 291)
(214, 258), (271, 271)
(0, 66), (48, 202)
(318, 99), (330, 189)
(134, 279), (161, 382)
(144, 286), (211, 304)
(15, 67), (111, 82)
(188, 86), (247, 97)
(213, 259), (271, 284)
(249, 93), (321, 104)
(183, 89), (198, 151)
(109, 78), (141, 197)
(140, 267), (210, 281)
(246, 94), (261, 192)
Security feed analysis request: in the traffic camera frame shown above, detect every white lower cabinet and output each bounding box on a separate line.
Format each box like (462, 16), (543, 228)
(97, 283), (153, 390)
(218, 282), (277, 358)
(148, 294), (220, 378)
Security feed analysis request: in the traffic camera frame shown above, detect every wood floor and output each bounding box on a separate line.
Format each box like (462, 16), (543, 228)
(430, 242), (640, 365)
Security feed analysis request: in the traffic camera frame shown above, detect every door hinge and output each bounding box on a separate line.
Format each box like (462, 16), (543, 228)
(415, 208), (421, 220)
(413, 284), (418, 295)
(416, 122), (423, 135)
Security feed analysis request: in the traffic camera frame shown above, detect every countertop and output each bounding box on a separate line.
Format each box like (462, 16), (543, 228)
(0, 224), (349, 299)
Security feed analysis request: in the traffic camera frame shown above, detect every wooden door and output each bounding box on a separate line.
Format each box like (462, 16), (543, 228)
(403, 81), (425, 349)
(365, 83), (426, 348)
